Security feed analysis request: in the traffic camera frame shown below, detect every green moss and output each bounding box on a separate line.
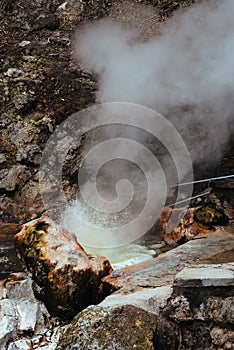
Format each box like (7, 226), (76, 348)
(194, 204), (227, 226)
(59, 305), (157, 349)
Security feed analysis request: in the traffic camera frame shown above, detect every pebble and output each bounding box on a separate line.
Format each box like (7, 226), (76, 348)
(58, 2), (67, 10)
(5, 68), (23, 78)
(13, 95), (28, 110)
(19, 41), (31, 47)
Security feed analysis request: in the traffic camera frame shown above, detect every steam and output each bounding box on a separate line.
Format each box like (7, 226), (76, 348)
(75, 0), (234, 165)
(60, 0), (234, 258)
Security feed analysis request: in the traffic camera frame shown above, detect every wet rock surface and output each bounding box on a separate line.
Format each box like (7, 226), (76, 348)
(15, 217), (113, 320)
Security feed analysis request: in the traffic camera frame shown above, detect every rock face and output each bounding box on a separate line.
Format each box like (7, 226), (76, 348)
(0, 272), (61, 350)
(154, 263), (234, 350)
(15, 217), (113, 320)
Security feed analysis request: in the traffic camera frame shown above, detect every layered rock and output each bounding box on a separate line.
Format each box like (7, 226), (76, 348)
(58, 231), (234, 349)
(0, 272), (61, 350)
(15, 217), (113, 320)
(154, 263), (234, 349)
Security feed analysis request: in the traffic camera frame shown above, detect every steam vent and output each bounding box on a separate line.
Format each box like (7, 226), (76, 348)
(0, 0), (234, 349)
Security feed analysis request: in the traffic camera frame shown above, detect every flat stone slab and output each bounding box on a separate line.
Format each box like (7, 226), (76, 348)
(103, 231), (234, 293)
(174, 263), (234, 287)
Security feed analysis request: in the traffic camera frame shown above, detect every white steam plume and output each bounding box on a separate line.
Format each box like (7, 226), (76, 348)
(59, 0), (234, 255)
(75, 0), (234, 166)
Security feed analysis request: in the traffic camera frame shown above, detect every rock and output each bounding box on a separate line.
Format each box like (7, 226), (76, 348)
(99, 286), (172, 315)
(58, 232), (234, 349)
(16, 144), (41, 165)
(15, 217), (113, 320)
(8, 339), (32, 350)
(0, 273), (51, 349)
(0, 153), (6, 164)
(0, 315), (17, 349)
(0, 165), (31, 192)
(58, 304), (157, 350)
(13, 95), (28, 110)
(0, 223), (22, 242)
(103, 230), (234, 292)
(157, 205), (227, 245)
(34, 14), (60, 31)
(210, 327), (234, 347)
(19, 40), (31, 47)
(153, 263), (234, 349)
(174, 263), (234, 288)
(4, 68), (23, 78)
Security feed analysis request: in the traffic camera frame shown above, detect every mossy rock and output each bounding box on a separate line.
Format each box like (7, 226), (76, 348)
(194, 204), (227, 226)
(58, 304), (157, 350)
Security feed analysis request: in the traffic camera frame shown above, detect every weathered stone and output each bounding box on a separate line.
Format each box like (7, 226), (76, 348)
(157, 207), (207, 244)
(8, 339), (32, 350)
(0, 153), (6, 164)
(0, 223), (22, 242)
(16, 144), (41, 165)
(210, 327), (234, 347)
(100, 286), (172, 315)
(153, 262), (234, 349)
(4, 68), (23, 77)
(103, 231), (234, 292)
(13, 95), (28, 110)
(174, 263), (234, 288)
(0, 273), (50, 349)
(196, 296), (234, 324)
(0, 316), (17, 349)
(58, 304), (157, 350)
(0, 165), (31, 192)
(157, 204), (228, 245)
(15, 217), (113, 320)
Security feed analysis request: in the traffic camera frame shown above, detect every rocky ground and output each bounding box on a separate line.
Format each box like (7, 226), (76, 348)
(0, 224), (233, 349)
(0, 0), (199, 223)
(0, 0), (233, 349)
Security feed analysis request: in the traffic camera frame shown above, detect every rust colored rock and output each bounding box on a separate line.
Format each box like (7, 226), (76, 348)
(14, 217), (113, 321)
(157, 201), (228, 245)
(157, 207), (211, 245)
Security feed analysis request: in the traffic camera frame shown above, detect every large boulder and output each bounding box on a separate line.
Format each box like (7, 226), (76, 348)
(15, 217), (113, 321)
(58, 302), (158, 350)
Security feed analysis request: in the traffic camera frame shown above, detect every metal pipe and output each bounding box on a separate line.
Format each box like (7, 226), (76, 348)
(168, 191), (211, 207)
(168, 174), (234, 188)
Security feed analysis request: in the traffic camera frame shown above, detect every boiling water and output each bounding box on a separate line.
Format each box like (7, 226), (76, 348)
(60, 199), (157, 269)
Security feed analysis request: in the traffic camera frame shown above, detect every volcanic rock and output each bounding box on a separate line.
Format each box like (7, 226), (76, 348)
(59, 231), (233, 349)
(0, 273), (51, 350)
(157, 204), (227, 245)
(154, 263), (234, 349)
(15, 217), (113, 320)
(58, 304), (158, 350)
